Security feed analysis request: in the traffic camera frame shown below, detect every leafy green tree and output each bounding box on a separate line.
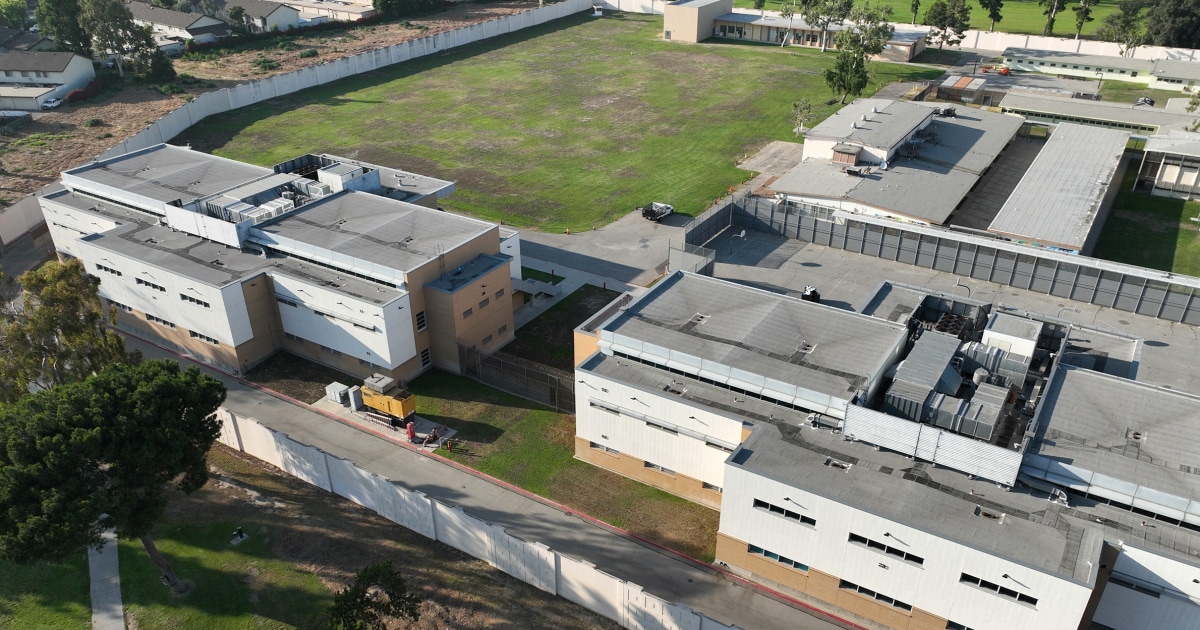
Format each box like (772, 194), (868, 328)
(754, 0), (766, 10)
(1144, 0), (1200, 48)
(227, 4), (246, 27)
(978, 0), (1003, 31)
(779, 2), (795, 45)
(825, 48), (869, 104)
(1096, 0), (1144, 55)
(373, 0), (440, 19)
(35, 0), (92, 56)
(329, 562), (421, 630)
(0, 360), (227, 593)
(792, 97), (814, 135)
(0, 0), (27, 30)
(924, 0), (971, 49)
(1072, 0), (1097, 39)
(824, 1), (892, 103)
(0, 259), (131, 405)
(80, 0), (157, 78)
(799, 0), (854, 52)
(910, 0), (920, 24)
(1039, 0), (1066, 36)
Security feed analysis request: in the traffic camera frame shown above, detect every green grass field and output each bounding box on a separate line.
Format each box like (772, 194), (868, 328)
(0, 555), (90, 629)
(735, 0), (1118, 38)
(1098, 80), (1181, 108)
(118, 522), (331, 629)
(1093, 170), (1200, 277)
(180, 12), (941, 232)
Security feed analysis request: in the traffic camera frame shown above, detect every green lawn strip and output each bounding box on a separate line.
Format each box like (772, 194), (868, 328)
(1093, 170), (1200, 276)
(521, 266), (566, 285)
(504, 284), (621, 371)
(0, 555), (91, 630)
(413, 370), (720, 560)
(732, 0), (1117, 38)
(1098, 80), (1182, 106)
(119, 521), (331, 630)
(181, 13), (941, 232)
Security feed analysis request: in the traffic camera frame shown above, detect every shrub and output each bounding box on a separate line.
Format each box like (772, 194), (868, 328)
(298, 48), (318, 58)
(83, 118), (102, 127)
(156, 83), (184, 95)
(65, 89), (87, 103)
(277, 39), (297, 51)
(251, 57), (281, 71)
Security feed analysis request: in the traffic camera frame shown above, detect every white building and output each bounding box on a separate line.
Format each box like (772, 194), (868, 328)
(42, 144), (519, 380)
(1002, 48), (1200, 92)
(0, 51), (95, 109)
(225, 0), (301, 33)
(126, 1), (232, 44)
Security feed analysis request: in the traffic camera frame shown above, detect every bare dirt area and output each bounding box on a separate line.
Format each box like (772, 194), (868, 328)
(174, 444), (617, 629)
(0, 1), (539, 205)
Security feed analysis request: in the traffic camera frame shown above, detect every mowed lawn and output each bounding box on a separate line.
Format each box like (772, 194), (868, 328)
(1093, 170), (1200, 277)
(181, 12), (942, 232)
(0, 555), (90, 629)
(736, 0), (1117, 38)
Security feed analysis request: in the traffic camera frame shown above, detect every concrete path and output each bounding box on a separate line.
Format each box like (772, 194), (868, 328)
(88, 530), (124, 630)
(514, 255), (643, 329)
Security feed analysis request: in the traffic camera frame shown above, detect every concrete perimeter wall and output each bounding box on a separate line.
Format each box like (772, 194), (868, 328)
(215, 408), (737, 630)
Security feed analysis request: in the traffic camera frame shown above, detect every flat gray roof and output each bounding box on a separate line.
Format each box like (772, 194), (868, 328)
(64, 144), (274, 206)
(253, 190), (495, 274)
(805, 99), (931, 152)
(1001, 48), (1151, 73)
(315, 153), (454, 200)
(987, 123), (1129, 252)
(599, 272), (907, 401)
(1000, 92), (1196, 133)
(1151, 58), (1200, 81)
(1145, 130), (1200, 158)
(426, 253), (510, 293)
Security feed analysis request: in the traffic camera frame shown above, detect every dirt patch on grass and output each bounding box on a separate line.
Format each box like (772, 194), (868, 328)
(161, 445), (617, 629)
(244, 351), (360, 404)
(503, 284), (621, 372)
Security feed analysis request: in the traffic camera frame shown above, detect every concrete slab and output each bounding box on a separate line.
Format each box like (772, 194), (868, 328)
(88, 529), (124, 630)
(738, 140), (806, 176)
(519, 208), (682, 287)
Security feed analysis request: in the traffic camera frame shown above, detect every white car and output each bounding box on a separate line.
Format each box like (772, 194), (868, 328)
(40, 98), (63, 110)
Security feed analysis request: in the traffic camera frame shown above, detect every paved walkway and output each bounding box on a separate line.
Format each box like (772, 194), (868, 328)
(88, 530), (124, 630)
(514, 255), (644, 328)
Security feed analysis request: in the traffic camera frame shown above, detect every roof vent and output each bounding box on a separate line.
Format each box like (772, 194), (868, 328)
(823, 457), (853, 472)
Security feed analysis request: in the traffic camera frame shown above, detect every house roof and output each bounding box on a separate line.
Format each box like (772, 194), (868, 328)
(0, 51), (80, 73)
(227, 0), (300, 19)
(127, 0), (221, 30)
(1151, 58), (1200, 82)
(1001, 47), (1151, 73)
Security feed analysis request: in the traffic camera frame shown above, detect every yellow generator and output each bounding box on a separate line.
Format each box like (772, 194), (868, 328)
(360, 373), (416, 421)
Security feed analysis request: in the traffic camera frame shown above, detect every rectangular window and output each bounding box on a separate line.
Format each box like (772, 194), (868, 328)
(702, 482), (722, 493)
(848, 533), (924, 565)
(589, 441), (619, 455)
(276, 296), (298, 307)
(479, 297), (490, 309)
(107, 299), (132, 312)
(589, 400), (619, 414)
(960, 573), (1037, 607)
(189, 330), (219, 345)
(145, 313), (176, 328)
(752, 499), (817, 527)
(415, 310), (427, 331)
(748, 544), (808, 571)
(646, 422), (678, 435)
(352, 322), (376, 331)
(95, 264), (122, 276)
(180, 293), (210, 308)
(495, 288), (505, 299)
(420, 348), (432, 367)
(482, 334), (493, 345)
(947, 622), (978, 630)
(1108, 574), (1163, 598)
(136, 277), (166, 292)
(462, 307), (473, 319)
(839, 579), (911, 612)
(706, 441), (733, 453)
(498, 324), (507, 335)
(644, 461), (675, 475)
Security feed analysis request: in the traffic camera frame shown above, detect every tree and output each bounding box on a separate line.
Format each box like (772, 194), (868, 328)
(80, 0), (156, 78)
(1072, 0), (1097, 39)
(910, 0), (920, 24)
(373, 0), (440, 20)
(227, 4), (246, 27)
(1144, 0), (1200, 49)
(0, 0), (27, 29)
(35, 0), (92, 56)
(0, 259), (131, 405)
(0, 360), (227, 593)
(924, 0), (971, 49)
(799, 0), (854, 52)
(329, 562), (421, 630)
(792, 98), (814, 135)
(1040, 0), (1066, 36)
(779, 2), (795, 46)
(754, 0), (766, 10)
(1096, 0), (1145, 56)
(823, 3), (891, 104)
(978, 0), (1003, 31)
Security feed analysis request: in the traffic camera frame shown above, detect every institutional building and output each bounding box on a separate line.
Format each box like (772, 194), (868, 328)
(574, 271), (1200, 630)
(41, 143), (519, 381)
(1001, 48), (1200, 93)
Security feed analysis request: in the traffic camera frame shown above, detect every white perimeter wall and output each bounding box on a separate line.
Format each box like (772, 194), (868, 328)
(717, 463), (1094, 630)
(216, 408), (737, 630)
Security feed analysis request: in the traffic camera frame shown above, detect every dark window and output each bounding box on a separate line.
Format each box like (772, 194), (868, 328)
(415, 310), (427, 331)
(420, 348), (432, 367)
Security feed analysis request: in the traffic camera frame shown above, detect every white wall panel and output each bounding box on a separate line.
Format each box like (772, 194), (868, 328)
(326, 455), (379, 511)
(433, 504), (491, 560)
(486, 527), (557, 594)
(557, 556), (623, 624)
(235, 417), (284, 469)
(623, 583), (701, 630)
(276, 436), (332, 492)
(216, 409), (243, 450)
(372, 477), (436, 539)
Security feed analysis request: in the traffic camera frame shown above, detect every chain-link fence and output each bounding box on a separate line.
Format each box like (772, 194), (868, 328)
(459, 346), (575, 414)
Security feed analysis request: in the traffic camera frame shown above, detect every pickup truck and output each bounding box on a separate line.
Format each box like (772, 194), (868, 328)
(40, 98), (63, 110)
(639, 202), (673, 221)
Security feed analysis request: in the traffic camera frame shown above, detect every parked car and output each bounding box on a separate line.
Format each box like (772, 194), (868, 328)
(40, 97), (63, 110)
(639, 202), (673, 221)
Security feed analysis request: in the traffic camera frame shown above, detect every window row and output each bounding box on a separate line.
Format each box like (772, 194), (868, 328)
(848, 533), (924, 565)
(753, 499), (816, 527)
(748, 544), (808, 571)
(589, 441), (619, 455)
(190, 330), (219, 345)
(107, 299), (132, 312)
(959, 573), (1037, 607)
(839, 579), (912, 612)
(1108, 573), (1163, 598)
(96, 264), (122, 276)
(180, 293), (210, 308)
(145, 313), (175, 328)
(136, 277), (165, 292)
(644, 461), (675, 475)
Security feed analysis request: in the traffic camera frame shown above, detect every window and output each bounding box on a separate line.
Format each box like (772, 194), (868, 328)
(495, 288), (505, 299)
(189, 330), (219, 345)
(96, 263), (122, 276)
(320, 345), (342, 356)
(702, 482), (722, 493)
(285, 332), (304, 342)
(848, 533), (924, 565)
(462, 307), (473, 319)
(479, 297), (490, 309)
(590, 400), (619, 414)
(589, 441), (619, 454)
(960, 573), (1037, 606)
(180, 293), (210, 308)
(276, 296), (298, 307)
(420, 348), (432, 368)
(748, 544), (808, 571)
(415, 310), (427, 331)
(136, 277), (165, 292)
(107, 299), (132, 312)
(482, 334), (493, 345)
(644, 461), (675, 475)
(753, 499), (816, 527)
(947, 622), (978, 630)
(352, 322), (376, 332)
(145, 313), (176, 328)
(706, 441), (733, 453)
(646, 422), (678, 435)
(1109, 574), (1163, 598)
(839, 580), (912, 612)
(498, 324), (507, 335)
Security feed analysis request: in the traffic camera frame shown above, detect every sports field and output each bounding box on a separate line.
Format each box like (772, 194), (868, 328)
(181, 12), (943, 232)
